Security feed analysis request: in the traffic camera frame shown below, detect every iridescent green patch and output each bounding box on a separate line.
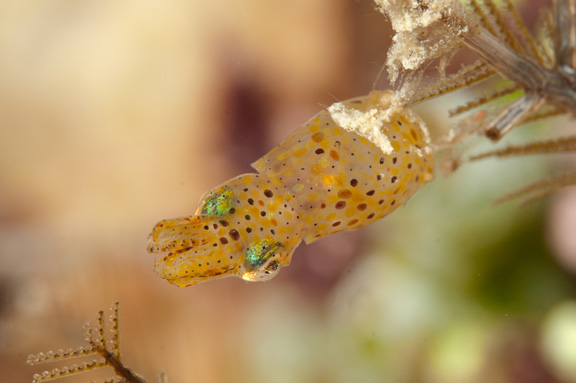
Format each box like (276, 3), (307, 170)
(200, 188), (234, 216)
(245, 240), (282, 269)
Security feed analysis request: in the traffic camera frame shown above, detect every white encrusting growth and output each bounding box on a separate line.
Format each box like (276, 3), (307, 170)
(327, 102), (394, 155)
(374, 0), (463, 82)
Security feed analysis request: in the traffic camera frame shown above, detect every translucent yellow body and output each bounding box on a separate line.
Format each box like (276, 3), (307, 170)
(148, 91), (434, 287)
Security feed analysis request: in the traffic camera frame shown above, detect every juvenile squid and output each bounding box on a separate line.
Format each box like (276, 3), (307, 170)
(147, 90), (434, 287)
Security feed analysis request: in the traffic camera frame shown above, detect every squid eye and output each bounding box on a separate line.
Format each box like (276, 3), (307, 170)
(199, 188), (235, 217)
(242, 240), (284, 281)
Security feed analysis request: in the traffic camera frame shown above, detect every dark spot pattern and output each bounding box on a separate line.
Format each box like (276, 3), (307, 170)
(335, 201), (346, 209)
(229, 229), (240, 241)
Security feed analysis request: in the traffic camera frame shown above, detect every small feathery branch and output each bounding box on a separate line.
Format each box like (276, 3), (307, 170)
(376, 0), (576, 202)
(376, 0), (576, 141)
(469, 135), (576, 160)
(493, 172), (576, 205)
(448, 83), (521, 117)
(407, 60), (496, 106)
(27, 302), (149, 383)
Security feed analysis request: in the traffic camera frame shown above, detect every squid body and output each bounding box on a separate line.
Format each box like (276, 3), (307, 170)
(147, 90), (434, 287)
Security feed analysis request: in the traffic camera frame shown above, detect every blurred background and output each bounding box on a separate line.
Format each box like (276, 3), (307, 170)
(1, 0), (575, 382)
